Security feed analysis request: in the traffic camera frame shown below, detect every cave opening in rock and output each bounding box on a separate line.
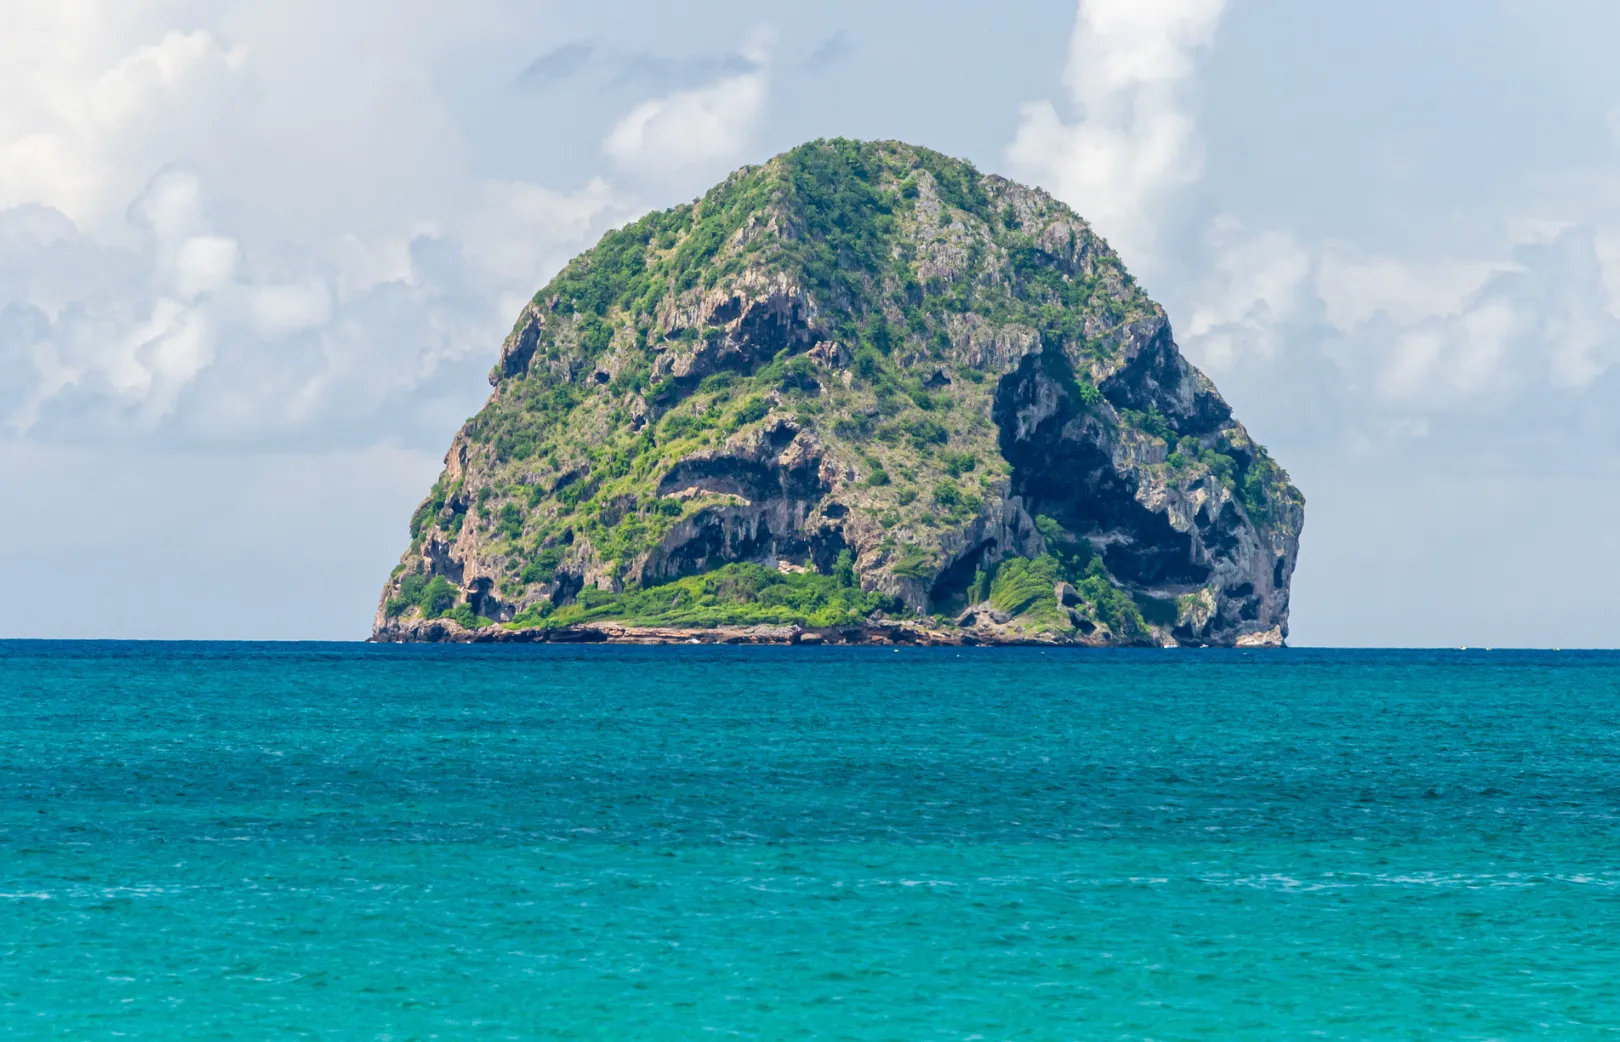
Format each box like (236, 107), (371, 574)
(467, 577), (508, 621)
(992, 352), (1211, 590)
(928, 538), (996, 613)
(644, 508), (777, 581)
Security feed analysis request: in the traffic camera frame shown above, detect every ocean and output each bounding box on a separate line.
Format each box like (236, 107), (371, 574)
(3, 642), (1618, 1038)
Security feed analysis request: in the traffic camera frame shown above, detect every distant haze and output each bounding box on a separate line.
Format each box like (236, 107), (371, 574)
(3, 0), (1619, 647)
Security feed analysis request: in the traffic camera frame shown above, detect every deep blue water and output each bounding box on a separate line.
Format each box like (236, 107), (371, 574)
(3, 642), (1620, 1038)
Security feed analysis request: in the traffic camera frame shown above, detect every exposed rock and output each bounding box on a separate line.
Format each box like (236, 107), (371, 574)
(807, 340), (850, 368)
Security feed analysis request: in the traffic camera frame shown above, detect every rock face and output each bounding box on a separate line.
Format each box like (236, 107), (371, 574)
(373, 140), (1304, 647)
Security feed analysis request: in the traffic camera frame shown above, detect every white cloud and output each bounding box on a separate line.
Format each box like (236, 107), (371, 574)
(604, 73), (767, 172)
(1594, 231), (1620, 320)
(463, 178), (621, 310)
(1007, 0), (1225, 265)
(1412, 237), (1610, 403)
(0, 21), (249, 234)
(1183, 216), (1313, 369)
(248, 282), (331, 337)
(0, 4), (627, 444)
(1316, 251), (1508, 329)
(603, 33), (772, 174)
(137, 304), (215, 420)
(174, 236), (239, 299)
(1184, 218), (1620, 427)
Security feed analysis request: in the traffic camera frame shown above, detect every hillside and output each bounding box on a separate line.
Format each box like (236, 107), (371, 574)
(372, 139), (1304, 647)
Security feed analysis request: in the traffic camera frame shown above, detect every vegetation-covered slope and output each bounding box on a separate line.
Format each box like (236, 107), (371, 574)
(373, 139), (1304, 646)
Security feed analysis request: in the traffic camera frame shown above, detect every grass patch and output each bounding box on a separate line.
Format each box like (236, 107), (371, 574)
(509, 562), (902, 630)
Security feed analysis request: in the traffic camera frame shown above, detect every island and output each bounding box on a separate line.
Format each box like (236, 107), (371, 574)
(371, 139), (1304, 647)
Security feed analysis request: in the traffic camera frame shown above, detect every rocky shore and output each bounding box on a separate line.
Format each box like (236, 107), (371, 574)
(371, 617), (1286, 648)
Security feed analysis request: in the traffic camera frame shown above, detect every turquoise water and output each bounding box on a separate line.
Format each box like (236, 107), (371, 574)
(3, 644), (1620, 1038)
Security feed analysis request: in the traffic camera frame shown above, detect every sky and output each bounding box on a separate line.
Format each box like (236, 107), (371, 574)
(3, 0), (1620, 646)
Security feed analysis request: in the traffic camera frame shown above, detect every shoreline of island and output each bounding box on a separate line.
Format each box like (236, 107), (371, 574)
(371, 618), (1287, 648)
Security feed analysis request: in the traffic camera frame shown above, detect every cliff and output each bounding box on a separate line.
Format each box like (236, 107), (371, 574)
(372, 139), (1304, 647)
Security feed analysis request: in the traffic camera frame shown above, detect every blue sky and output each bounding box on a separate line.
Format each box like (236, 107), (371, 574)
(3, 0), (1619, 645)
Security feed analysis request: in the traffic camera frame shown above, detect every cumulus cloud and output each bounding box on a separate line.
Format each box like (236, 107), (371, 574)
(1336, 229), (1620, 408)
(1178, 218), (1620, 436)
(248, 281), (331, 338)
(1, 174), (623, 441)
(0, 3), (627, 446)
(1183, 217), (1315, 370)
(1007, 0), (1225, 265)
(1315, 251), (1507, 330)
(603, 34), (771, 174)
(0, 20), (249, 234)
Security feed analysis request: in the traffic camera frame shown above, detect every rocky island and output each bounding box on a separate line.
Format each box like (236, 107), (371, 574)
(372, 140), (1303, 647)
